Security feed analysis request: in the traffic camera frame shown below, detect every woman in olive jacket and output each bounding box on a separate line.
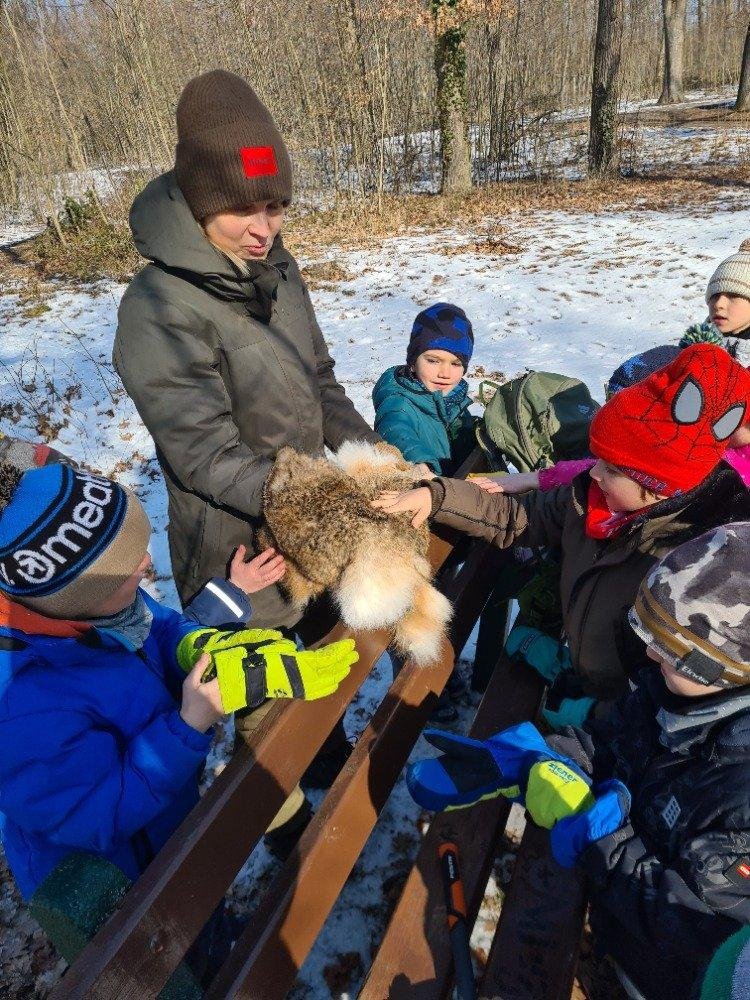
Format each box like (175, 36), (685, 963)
(114, 70), (381, 628)
(114, 71), (381, 842)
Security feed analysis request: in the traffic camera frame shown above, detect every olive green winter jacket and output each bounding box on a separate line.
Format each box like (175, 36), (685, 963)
(114, 171), (379, 626)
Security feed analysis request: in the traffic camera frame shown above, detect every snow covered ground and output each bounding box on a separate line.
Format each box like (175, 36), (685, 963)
(1, 169), (748, 995)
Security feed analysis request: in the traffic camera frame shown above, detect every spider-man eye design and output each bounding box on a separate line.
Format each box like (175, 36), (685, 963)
(672, 378), (703, 425)
(712, 403), (746, 441)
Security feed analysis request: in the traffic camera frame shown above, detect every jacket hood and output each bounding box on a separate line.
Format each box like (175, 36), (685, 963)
(129, 170), (290, 318)
(372, 366), (469, 422)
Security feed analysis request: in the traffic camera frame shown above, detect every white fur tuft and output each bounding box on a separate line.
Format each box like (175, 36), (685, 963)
(333, 440), (398, 474)
(336, 553), (418, 629)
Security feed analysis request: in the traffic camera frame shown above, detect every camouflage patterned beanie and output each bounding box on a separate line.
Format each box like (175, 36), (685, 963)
(629, 522), (750, 689)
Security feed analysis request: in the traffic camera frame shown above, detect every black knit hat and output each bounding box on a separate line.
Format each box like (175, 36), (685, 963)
(0, 464), (150, 619)
(175, 70), (293, 221)
(605, 344), (681, 399)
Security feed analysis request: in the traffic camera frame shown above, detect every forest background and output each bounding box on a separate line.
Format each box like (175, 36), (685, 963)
(1, 0), (749, 257)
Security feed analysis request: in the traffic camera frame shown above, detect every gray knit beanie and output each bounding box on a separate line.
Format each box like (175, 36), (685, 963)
(175, 70), (293, 221)
(706, 240), (750, 303)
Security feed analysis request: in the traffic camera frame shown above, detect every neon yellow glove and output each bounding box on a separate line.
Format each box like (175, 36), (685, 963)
(177, 628), (358, 713)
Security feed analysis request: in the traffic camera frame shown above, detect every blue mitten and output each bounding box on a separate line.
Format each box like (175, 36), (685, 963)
(505, 625), (571, 684)
(406, 723), (593, 828)
(542, 696), (596, 731)
(550, 779), (631, 868)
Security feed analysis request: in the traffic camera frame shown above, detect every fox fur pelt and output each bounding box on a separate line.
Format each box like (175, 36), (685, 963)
(259, 441), (452, 664)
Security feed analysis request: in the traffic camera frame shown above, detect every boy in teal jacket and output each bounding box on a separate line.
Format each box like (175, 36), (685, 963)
(372, 302), (477, 476)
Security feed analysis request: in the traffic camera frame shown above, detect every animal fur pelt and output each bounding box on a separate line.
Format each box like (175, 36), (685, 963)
(259, 441), (452, 664)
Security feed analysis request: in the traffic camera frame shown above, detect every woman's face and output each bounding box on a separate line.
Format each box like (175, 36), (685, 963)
(203, 200), (285, 261)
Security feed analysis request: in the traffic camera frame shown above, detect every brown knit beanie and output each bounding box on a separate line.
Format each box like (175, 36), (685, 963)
(0, 464), (151, 619)
(175, 70), (293, 221)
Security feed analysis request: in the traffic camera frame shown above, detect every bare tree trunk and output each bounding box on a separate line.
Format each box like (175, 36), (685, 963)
(432, 1), (472, 194)
(737, 20), (750, 110)
(588, 0), (625, 175)
(658, 0), (688, 105)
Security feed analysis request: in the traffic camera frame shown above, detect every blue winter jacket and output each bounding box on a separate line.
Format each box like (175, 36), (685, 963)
(0, 580), (250, 899)
(372, 366), (476, 475)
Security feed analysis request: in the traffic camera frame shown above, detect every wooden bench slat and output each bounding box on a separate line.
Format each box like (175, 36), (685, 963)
(204, 540), (506, 1000)
(52, 514), (477, 998)
(360, 656), (545, 1000)
(478, 819), (587, 1000)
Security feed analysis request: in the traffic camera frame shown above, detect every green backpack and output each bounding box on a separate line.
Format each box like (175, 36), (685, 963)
(476, 370), (599, 473)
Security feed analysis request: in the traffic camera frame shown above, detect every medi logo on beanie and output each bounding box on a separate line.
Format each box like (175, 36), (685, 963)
(0, 464), (150, 619)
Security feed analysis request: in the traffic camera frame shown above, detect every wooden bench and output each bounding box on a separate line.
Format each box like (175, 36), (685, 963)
(47, 450), (586, 999)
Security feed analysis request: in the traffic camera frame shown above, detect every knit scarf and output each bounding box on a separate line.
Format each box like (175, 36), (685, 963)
(209, 241), (289, 322)
(88, 591), (153, 651)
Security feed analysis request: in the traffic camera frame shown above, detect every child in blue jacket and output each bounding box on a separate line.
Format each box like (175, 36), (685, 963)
(0, 463), (357, 900)
(372, 302), (477, 476)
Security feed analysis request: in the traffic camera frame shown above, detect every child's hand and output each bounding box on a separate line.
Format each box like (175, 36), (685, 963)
(413, 462), (434, 479)
(180, 654), (225, 732)
(230, 545), (286, 594)
(473, 471), (540, 495)
(371, 487), (432, 528)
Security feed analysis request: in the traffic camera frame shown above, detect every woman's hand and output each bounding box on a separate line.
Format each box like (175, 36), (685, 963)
(180, 654), (225, 732)
(473, 471), (540, 495)
(229, 545), (286, 594)
(371, 487), (433, 528)
(412, 462), (434, 479)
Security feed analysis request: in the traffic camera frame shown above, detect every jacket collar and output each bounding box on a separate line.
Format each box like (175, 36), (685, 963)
(654, 676), (750, 754)
(0, 593), (90, 639)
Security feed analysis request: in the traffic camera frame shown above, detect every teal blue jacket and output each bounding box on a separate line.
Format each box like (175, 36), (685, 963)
(372, 366), (476, 474)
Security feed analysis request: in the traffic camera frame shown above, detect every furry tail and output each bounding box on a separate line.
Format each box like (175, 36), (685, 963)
(335, 547), (419, 629)
(393, 580), (453, 666)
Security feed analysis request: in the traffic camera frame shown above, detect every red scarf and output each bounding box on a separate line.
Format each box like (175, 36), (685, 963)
(0, 593), (91, 639)
(585, 481), (649, 540)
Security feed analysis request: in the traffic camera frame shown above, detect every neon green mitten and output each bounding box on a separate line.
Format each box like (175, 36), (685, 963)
(177, 628), (358, 713)
(525, 758), (595, 830)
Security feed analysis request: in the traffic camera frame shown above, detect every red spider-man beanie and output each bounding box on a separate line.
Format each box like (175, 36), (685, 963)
(589, 344), (750, 496)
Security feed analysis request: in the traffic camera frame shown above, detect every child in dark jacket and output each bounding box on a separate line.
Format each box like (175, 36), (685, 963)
(373, 345), (750, 713)
(405, 522), (750, 1000)
(0, 463), (357, 900)
(372, 302), (477, 476)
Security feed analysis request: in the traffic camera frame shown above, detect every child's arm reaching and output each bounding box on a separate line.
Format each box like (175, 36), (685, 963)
(183, 545), (285, 629)
(473, 459), (595, 495)
(472, 471), (540, 495)
(372, 477), (570, 549)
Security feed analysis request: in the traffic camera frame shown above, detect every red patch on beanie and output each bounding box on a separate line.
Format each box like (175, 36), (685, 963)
(240, 146), (278, 179)
(589, 344), (750, 496)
